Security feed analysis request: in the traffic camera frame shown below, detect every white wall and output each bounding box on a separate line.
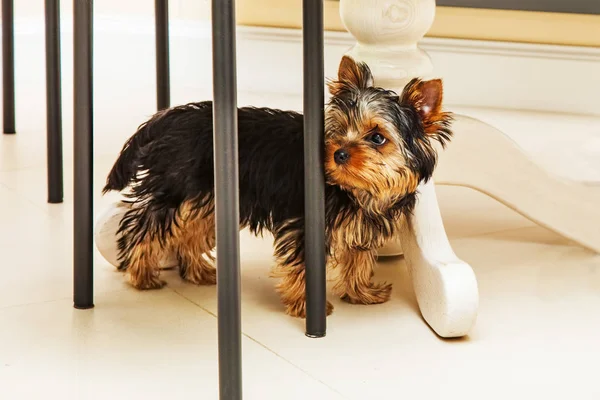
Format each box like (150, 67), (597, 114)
(6, 1), (600, 117)
(6, 0), (210, 20)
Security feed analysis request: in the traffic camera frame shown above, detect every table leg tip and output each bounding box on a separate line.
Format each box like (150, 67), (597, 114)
(73, 303), (95, 310)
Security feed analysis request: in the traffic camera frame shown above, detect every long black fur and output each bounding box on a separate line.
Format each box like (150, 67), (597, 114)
(104, 101), (428, 271)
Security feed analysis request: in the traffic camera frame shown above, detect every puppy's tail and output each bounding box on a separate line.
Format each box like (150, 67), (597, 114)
(102, 118), (159, 195)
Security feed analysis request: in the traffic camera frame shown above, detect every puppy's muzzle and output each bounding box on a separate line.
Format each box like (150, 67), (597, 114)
(334, 149), (350, 165)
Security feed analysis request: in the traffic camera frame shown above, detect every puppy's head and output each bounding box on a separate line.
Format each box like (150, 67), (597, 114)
(325, 56), (452, 204)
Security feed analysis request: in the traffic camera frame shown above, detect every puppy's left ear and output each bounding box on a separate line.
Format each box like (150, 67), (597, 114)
(328, 56), (374, 96)
(400, 78), (452, 146)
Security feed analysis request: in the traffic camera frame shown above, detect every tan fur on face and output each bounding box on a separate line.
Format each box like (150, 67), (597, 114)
(325, 74), (425, 203)
(325, 137), (420, 204)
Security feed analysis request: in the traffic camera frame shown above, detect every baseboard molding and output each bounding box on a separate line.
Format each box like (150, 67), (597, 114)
(10, 15), (600, 116)
(238, 1), (600, 48)
(241, 25), (600, 117)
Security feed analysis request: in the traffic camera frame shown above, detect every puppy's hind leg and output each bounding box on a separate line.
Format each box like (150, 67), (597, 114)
(173, 200), (217, 285)
(118, 205), (170, 290)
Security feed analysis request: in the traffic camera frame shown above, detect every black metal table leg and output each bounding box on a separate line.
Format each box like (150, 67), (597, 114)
(302, 0), (327, 338)
(212, 0), (242, 398)
(73, 0), (94, 310)
(2, 0), (15, 134)
(155, 0), (170, 110)
(45, 0), (64, 204)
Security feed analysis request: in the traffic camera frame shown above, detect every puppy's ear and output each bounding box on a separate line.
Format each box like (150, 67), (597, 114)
(400, 78), (452, 146)
(328, 56), (374, 96)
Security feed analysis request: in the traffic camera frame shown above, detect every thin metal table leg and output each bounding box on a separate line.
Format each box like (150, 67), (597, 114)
(2, 0), (15, 134)
(212, 0), (242, 398)
(303, 0), (327, 338)
(45, 0), (64, 204)
(155, 0), (170, 110)
(73, 0), (94, 310)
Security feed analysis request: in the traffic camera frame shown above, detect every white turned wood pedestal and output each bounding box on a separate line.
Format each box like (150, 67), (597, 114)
(436, 115), (600, 254)
(339, 0), (480, 338)
(341, 0), (600, 338)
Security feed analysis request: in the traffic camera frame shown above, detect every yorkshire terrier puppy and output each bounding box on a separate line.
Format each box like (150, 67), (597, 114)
(103, 56), (452, 317)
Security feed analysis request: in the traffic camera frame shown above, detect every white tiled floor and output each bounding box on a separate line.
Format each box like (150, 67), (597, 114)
(1, 17), (600, 400)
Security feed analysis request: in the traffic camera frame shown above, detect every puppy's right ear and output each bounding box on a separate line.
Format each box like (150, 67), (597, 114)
(400, 78), (453, 146)
(328, 56), (374, 96)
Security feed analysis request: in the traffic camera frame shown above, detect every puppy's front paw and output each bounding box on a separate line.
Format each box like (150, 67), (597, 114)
(181, 265), (217, 286)
(340, 282), (392, 305)
(284, 300), (334, 318)
(130, 274), (167, 290)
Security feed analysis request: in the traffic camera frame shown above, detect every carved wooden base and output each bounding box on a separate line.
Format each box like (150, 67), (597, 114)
(400, 180), (479, 337)
(338, 0), (477, 338)
(436, 115), (600, 254)
(379, 113), (600, 337)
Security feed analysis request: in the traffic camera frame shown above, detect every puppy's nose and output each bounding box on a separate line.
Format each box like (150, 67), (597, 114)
(334, 149), (350, 165)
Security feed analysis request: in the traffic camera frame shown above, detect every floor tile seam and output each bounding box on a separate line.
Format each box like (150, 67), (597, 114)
(0, 287), (133, 312)
(450, 224), (558, 242)
(170, 289), (350, 399)
(0, 182), (59, 217)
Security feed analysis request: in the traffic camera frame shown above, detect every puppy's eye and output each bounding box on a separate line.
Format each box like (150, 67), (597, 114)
(368, 132), (386, 145)
(348, 99), (357, 107)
